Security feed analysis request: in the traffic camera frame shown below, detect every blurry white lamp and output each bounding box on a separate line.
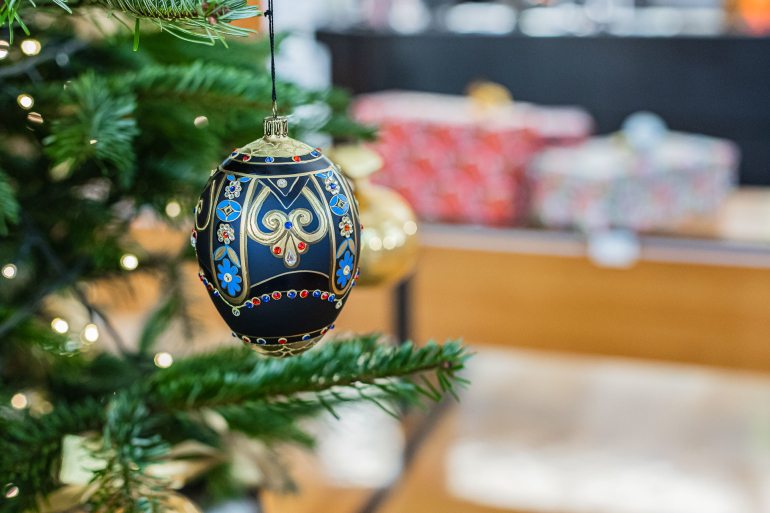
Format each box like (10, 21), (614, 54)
(83, 324), (99, 343)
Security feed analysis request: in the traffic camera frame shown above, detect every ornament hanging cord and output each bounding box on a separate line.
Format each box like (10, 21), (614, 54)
(265, 0), (278, 118)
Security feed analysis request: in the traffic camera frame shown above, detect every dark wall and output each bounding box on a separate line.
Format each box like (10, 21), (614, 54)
(318, 31), (770, 185)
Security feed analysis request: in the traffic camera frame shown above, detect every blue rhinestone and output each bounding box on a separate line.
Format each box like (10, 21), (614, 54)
(246, 302), (253, 309)
(330, 324), (335, 330)
(311, 151), (318, 157)
(231, 152), (238, 157)
(302, 334), (310, 340)
(284, 221), (293, 229)
(257, 338), (266, 345)
(351, 281), (356, 287)
(232, 332), (237, 337)
(328, 294), (335, 302)
(330, 184), (337, 189)
(265, 157), (274, 163)
(203, 279), (208, 285)
(193, 208), (196, 215)
(288, 291), (296, 298)
(262, 294), (270, 302)
(313, 290), (321, 298)
(213, 290), (219, 297)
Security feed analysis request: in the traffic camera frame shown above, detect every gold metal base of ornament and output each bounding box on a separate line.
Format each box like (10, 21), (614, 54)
(244, 336), (323, 358)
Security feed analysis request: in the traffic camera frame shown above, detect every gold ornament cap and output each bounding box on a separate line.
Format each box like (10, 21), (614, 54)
(263, 116), (289, 139)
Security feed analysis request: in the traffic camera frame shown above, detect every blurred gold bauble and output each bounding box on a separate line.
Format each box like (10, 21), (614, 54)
(326, 145), (419, 287)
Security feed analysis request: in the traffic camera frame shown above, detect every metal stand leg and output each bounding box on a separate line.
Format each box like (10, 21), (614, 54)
(394, 277), (412, 344)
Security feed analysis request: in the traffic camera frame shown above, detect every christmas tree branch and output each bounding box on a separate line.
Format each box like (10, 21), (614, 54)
(149, 339), (470, 411)
(1, 0), (261, 44)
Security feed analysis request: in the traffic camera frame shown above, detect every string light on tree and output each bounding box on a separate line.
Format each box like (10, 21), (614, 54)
(166, 201), (181, 217)
(4, 484), (19, 498)
(51, 318), (69, 333)
(194, 116), (209, 128)
(83, 324), (99, 342)
(0, 40), (9, 59)
(27, 112), (43, 124)
(154, 352), (173, 368)
(2, 264), (17, 279)
(120, 254), (138, 270)
(17, 94), (33, 109)
(20, 39), (41, 55)
(11, 393), (28, 409)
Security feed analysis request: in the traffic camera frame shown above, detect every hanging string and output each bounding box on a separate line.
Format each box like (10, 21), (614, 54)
(265, 0), (277, 118)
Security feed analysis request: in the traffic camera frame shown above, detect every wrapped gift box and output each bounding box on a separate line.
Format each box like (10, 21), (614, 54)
(529, 133), (740, 232)
(352, 91), (594, 226)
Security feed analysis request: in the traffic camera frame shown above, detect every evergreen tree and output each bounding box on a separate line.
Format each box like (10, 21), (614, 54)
(0, 6), (469, 512)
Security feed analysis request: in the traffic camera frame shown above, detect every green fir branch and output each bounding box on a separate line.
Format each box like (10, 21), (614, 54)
(149, 339), (470, 411)
(44, 71), (140, 188)
(0, 170), (20, 237)
(0, 399), (106, 513)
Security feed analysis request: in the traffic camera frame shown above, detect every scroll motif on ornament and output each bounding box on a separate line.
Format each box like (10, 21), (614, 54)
(246, 186), (328, 268)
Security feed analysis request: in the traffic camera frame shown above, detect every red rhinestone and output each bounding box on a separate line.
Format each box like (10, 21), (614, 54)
(272, 291), (281, 300)
(297, 242), (306, 250)
(278, 338), (287, 344)
(316, 148), (322, 152)
(243, 155), (251, 162)
(293, 156), (301, 162)
(199, 275), (204, 281)
(321, 292), (329, 300)
(252, 298), (260, 305)
(274, 247), (282, 255)
(300, 290), (309, 298)
(243, 336), (251, 343)
(321, 328), (328, 335)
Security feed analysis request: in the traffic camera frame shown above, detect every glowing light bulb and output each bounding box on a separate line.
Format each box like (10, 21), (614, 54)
(51, 318), (69, 333)
(89, 139), (97, 144)
(4, 484), (19, 498)
(2, 264), (17, 279)
(154, 352), (173, 368)
(120, 254), (138, 270)
(165, 201), (181, 218)
(194, 116), (209, 128)
(83, 324), (99, 342)
(11, 393), (28, 409)
(404, 221), (418, 235)
(20, 39), (41, 56)
(17, 94), (34, 109)
(0, 40), (9, 59)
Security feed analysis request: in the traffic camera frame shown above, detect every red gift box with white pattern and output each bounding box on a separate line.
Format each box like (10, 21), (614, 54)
(352, 91), (594, 226)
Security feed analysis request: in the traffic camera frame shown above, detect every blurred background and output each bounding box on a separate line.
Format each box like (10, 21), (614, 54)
(5, 0), (770, 510)
(253, 1), (770, 511)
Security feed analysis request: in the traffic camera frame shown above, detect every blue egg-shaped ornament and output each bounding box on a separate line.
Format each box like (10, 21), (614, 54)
(192, 116), (361, 357)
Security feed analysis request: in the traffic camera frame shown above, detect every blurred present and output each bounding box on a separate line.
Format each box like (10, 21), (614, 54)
(529, 116), (740, 233)
(352, 90), (593, 227)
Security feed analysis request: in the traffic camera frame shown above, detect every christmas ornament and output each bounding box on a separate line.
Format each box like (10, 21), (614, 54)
(193, 0), (360, 357)
(194, 117), (361, 357)
(326, 145), (417, 287)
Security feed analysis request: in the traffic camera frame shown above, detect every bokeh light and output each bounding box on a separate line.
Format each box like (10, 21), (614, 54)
(11, 393), (28, 409)
(17, 94), (34, 109)
(83, 324), (99, 342)
(166, 201), (181, 218)
(20, 39), (41, 56)
(120, 254), (138, 270)
(2, 264), (17, 279)
(154, 352), (173, 368)
(51, 318), (69, 334)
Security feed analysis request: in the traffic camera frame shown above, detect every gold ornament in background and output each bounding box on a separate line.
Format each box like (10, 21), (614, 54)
(325, 145), (418, 287)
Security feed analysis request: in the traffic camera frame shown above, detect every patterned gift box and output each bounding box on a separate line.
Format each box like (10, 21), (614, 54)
(529, 133), (740, 232)
(352, 91), (594, 226)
